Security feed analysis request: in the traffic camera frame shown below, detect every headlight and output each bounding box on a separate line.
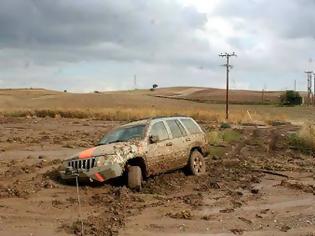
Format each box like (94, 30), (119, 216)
(96, 156), (105, 167)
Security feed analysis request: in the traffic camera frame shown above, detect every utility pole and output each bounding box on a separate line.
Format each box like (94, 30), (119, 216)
(305, 71), (313, 105)
(261, 85), (266, 104)
(261, 84), (267, 104)
(134, 74), (137, 90)
(219, 52), (237, 120)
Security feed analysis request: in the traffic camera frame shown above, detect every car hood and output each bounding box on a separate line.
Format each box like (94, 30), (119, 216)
(67, 141), (144, 160)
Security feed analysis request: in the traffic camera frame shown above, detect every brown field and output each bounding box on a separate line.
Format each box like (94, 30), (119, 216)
(0, 87), (313, 123)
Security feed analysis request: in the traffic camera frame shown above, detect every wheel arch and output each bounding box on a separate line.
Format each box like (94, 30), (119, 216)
(190, 146), (203, 156)
(126, 156), (148, 178)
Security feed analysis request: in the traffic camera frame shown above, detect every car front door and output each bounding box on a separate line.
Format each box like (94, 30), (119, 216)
(145, 121), (173, 176)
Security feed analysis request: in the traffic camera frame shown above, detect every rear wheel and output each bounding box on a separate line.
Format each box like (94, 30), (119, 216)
(127, 166), (142, 191)
(188, 150), (206, 175)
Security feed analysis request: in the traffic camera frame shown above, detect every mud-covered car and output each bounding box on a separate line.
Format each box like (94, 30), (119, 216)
(60, 116), (208, 190)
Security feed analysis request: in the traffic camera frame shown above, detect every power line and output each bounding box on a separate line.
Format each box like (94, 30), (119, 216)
(219, 52), (237, 120)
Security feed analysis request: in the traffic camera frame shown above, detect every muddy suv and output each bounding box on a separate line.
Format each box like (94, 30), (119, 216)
(60, 116), (208, 190)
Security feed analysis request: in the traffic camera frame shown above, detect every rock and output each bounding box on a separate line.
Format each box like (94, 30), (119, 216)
(220, 208), (235, 213)
(230, 228), (244, 235)
(251, 188), (259, 194)
(260, 208), (270, 214)
(238, 217), (252, 224)
(212, 155), (220, 160)
(280, 225), (291, 232)
(38, 155), (46, 159)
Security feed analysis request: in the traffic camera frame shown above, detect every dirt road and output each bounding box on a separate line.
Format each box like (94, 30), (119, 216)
(0, 117), (314, 235)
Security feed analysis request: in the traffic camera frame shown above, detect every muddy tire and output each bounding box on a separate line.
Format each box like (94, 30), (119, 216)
(188, 150), (206, 175)
(128, 166), (142, 191)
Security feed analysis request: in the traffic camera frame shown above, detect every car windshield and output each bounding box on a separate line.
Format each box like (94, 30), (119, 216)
(98, 125), (146, 145)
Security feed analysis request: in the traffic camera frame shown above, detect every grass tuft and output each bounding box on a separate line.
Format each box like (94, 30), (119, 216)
(288, 123), (315, 154)
(208, 129), (241, 145)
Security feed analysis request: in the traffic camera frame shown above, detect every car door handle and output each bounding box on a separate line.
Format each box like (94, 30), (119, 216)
(186, 138), (191, 141)
(166, 142), (173, 146)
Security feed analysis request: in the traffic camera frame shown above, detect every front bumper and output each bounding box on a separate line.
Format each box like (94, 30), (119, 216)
(59, 168), (90, 181)
(59, 163), (123, 182)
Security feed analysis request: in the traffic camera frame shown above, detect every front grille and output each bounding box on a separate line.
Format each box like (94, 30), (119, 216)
(68, 158), (96, 171)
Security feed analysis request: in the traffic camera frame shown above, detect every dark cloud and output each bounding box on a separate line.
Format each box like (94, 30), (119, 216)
(0, 0), (210, 67)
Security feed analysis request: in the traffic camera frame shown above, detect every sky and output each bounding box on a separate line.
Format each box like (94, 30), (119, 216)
(0, 0), (314, 92)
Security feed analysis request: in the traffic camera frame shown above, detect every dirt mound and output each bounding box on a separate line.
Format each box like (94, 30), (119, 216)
(279, 180), (315, 194)
(0, 159), (62, 199)
(62, 187), (145, 236)
(142, 171), (188, 195)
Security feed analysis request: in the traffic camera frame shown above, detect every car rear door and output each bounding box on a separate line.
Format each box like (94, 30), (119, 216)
(164, 119), (190, 170)
(179, 118), (205, 152)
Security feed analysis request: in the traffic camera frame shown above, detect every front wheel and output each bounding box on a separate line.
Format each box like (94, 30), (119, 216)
(188, 150), (206, 175)
(127, 166), (142, 191)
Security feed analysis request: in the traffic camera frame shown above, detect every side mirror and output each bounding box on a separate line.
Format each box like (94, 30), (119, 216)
(149, 135), (159, 143)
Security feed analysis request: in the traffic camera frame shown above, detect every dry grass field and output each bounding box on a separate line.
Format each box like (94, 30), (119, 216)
(0, 87), (313, 123)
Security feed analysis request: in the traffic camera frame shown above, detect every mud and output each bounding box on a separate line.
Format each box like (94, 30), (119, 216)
(0, 117), (314, 235)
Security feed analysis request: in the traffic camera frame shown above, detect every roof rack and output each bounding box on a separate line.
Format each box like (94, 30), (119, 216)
(151, 115), (189, 120)
(128, 115), (190, 123)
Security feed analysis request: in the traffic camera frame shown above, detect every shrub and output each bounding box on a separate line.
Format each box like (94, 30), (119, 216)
(220, 123), (231, 129)
(280, 90), (302, 106)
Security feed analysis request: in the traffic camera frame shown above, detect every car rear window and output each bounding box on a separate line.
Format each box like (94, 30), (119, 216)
(180, 119), (201, 134)
(150, 121), (169, 141)
(166, 120), (186, 138)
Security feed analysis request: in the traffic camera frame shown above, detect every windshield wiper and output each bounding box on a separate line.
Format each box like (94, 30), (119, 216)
(108, 139), (125, 144)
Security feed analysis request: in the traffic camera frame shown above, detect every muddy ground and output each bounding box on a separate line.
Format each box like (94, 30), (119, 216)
(0, 117), (314, 236)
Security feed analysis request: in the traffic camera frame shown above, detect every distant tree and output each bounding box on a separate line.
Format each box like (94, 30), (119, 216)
(150, 84), (158, 91)
(280, 90), (302, 106)
(64, 90), (67, 93)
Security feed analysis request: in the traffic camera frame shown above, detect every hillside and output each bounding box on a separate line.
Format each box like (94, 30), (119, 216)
(0, 87), (313, 122)
(0, 86), (285, 110)
(149, 87), (284, 104)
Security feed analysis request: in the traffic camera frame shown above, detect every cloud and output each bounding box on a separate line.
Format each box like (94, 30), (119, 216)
(0, 0), (314, 91)
(213, 0), (315, 40)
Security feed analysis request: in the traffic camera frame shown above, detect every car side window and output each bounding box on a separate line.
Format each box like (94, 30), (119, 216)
(175, 120), (187, 136)
(180, 119), (201, 134)
(166, 119), (184, 138)
(149, 121), (169, 141)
